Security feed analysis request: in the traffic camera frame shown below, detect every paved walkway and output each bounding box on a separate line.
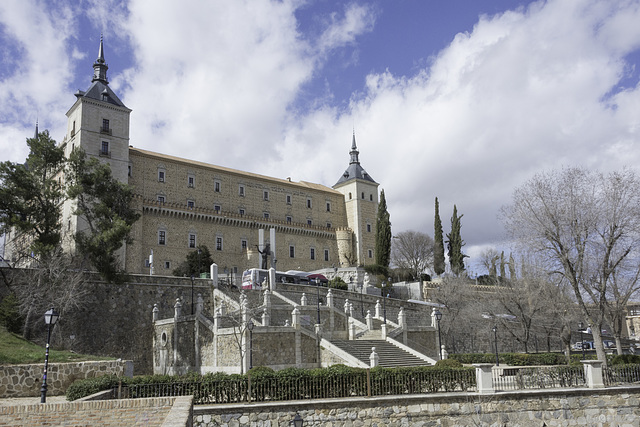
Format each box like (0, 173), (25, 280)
(0, 396), (67, 406)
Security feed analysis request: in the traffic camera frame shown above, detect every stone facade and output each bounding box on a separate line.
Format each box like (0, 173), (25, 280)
(192, 386), (640, 426)
(0, 360), (133, 398)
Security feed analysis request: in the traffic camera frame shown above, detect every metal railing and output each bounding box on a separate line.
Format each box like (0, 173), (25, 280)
(108, 368), (476, 405)
(492, 365), (586, 391)
(604, 364), (640, 386)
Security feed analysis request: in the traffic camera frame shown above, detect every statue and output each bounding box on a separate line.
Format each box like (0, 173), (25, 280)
(364, 272), (370, 287)
(256, 243), (270, 270)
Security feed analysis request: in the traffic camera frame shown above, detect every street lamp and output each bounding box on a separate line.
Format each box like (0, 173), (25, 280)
(578, 321), (585, 359)
(197, 248), (202, 277)
(382, 287), (389, 324)
(492, 325), (499, 366)
(247, 321), (254, 370)
(190, 274), (195, 315)
(41, 308), (59, 403)
(314, 277), (320, 325)
(434, 310), (443, 360)
(291, 413), (304, 427)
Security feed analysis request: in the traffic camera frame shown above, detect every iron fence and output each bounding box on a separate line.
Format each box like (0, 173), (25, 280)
(108, 369), (476, 405)
(492, 366), (586, 391)
(604, 364), (640, 386)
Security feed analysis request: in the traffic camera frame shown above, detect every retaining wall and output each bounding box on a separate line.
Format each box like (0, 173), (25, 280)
(0, 360), (133, 398)
(0, 396), (193, 426)
(193, 386), (640, 426)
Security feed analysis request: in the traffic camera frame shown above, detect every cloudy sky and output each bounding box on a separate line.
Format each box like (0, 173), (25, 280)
(1, 0), (640, 275)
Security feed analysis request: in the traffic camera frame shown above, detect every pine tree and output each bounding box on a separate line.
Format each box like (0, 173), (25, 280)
(433, 197), (445, 276)
(446, 204), (467, 276)
(375, 189), (392, 271)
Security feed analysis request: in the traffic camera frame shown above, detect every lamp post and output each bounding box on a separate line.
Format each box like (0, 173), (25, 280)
(41, 308), (59, 403)
(190, 274), (195, 315)
(247, 321), (254, 370)
(382, 287), (388, 324)
(492, 325), (499, 366)
(314, 277), (320, 325)
(434, 310), (443, 360)
(578, 321), (585, 359)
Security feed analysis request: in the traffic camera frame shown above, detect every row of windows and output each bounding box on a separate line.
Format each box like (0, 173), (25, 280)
(348, 191), (375, 202)
(158, 230), (331, 261)
(156, 171), (331, 210)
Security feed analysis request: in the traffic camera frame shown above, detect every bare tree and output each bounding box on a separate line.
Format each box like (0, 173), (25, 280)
(501, 167), (640, 363)
(391, 230), (434, 280)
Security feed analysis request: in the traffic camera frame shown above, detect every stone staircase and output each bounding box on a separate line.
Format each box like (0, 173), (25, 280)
(330, 339), (430, 368)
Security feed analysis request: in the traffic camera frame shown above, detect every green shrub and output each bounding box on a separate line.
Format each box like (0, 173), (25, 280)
(435, 359), (463, 368)
(66, 374), (121, 401)
(610, 354), (640, 365)
(328, 277), (348, 290)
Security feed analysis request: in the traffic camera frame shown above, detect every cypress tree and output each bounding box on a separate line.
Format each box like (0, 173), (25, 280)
(446, 204), (467, 276)
(433, 197), (445, 276)
(375, 189), (392, 271)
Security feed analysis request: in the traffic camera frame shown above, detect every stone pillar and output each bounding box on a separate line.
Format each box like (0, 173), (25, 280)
(349, 318), (356, 340)
(473, 364), (495, 394)
(366, 310), (373, 330)
(301, 293), (307, 306)
(370, 347), (379, 368)
(152, 304), (159, 322)
(269, 267), (277, 291)
(174, 298), (182, 319)
(219, 301), (227, 315)
(292, 306), (300, 329)
(326, 289), (334, 308)
(375, 300), (381, 318)
(398, 307), (406, 328)
(210, 263), (218, 288)
(262, 307), (270, 326)
(349, 303), (354, 318)
(441, 345), (448, 360)
(196, 294), (204, 315)
(344, 299), (350, 314)
(381, 323), (387, 340)
(583, 360), (605, 388)
(431, 307), (437, 328)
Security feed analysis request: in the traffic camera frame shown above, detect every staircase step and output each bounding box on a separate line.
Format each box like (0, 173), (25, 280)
(330, 339), (430, 368)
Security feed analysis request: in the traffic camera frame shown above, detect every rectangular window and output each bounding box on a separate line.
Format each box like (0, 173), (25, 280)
(214, 204), (221, 213)
(158, 171), (165, 182)
(102, 118), (109, 132)
(368, 249), (373, 258)
(101, 141), (109, 155)
(239, 185), (245, 196)
(367, 224), (371, 232)
(187, 200), (195, 209)
(128, 165), (131, 177)
(214, 180), (221, 192)
(306, 198), (312, 208)
(158, 230), (166, 245)
(361, 192), (365, 199)
(239, 208), (245, 216)
(241, 239), (248, 250)
(370, 194), (373, 201)
(263, 190), (269, 201)
(326, 202), (331, 212)
(189, 234), (196, 248)
(157, 196), (165, 204)
(188, 176), (195, 188)
(289, 245), (295, 258)
(164, 261), (171, 269)
(326, 223), (331, 229)
(286, 195), (292, 204)
(216, 237), (223, 251)
(310, 248), (315, 260)
(307, 219), (312, 225)
(264, 212), (270, 219)
(324, 249), (329, 262)
(286, 215), (292, 223)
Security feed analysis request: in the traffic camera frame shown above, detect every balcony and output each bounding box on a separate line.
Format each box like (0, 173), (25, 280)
(100, 127), (112, 135)
(99, 150), (111, 158)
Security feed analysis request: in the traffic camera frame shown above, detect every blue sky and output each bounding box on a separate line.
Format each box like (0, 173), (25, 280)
(2, 0), (640, 275)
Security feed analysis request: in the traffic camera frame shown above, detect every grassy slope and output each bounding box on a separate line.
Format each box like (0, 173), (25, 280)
(0, 327), (112, 365)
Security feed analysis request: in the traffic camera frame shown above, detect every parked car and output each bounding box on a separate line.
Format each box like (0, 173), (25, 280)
(572, 341), (594, 350)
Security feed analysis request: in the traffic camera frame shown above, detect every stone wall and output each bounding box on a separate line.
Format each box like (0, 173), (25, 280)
(0, 396), (193, 427)
(193, 386), (640, 426)
(0, 360), (133, 398)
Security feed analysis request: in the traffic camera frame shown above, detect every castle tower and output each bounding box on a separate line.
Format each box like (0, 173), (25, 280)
(333, 133), (379, 266)
(61, 37), (132, 252)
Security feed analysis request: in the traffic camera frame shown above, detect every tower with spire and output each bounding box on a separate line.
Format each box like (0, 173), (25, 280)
(333, 132), (379, 266)
(61, 36), (132, 256)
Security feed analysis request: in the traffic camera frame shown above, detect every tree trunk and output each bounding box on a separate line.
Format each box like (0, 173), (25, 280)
(590, 324), (608, 365)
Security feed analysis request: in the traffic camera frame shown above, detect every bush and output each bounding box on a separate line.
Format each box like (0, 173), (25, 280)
(328, 277), (348, 290)
(66, 374), (121, 401)
(610, 354), (640, 365)
(435, 359), (463, 368)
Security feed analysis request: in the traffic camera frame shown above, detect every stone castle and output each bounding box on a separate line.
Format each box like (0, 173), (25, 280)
(4, 38), (381, 277)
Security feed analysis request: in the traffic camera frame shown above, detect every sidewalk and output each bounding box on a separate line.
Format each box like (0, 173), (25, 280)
(0, 395), (67, 406)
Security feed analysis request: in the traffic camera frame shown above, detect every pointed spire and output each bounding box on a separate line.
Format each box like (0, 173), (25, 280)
(92, 34), (109, 84)
(34, 118), (39, 139)
(349, 130), (360, 165)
